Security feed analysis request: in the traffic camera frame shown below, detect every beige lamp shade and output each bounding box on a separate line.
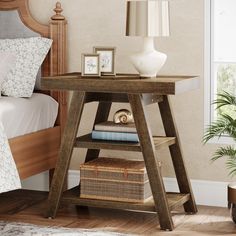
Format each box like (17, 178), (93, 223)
(126, 0), (170, 37)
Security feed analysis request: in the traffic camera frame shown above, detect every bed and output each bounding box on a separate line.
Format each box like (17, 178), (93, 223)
(0, 0), (67, 184)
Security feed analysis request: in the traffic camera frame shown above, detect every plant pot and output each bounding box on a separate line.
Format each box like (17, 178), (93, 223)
(228, 183), (236, 223)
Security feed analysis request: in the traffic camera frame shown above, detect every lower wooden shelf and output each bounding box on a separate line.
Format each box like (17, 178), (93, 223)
(61, 186), (190, 213)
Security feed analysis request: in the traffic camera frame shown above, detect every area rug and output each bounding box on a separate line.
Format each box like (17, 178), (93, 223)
(0, 221), (133, 236)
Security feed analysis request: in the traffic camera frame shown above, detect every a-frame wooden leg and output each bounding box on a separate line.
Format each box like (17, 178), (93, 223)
(46, 91), (86, 218)
(158, 95), (197, 213)
(128, 94), (174, 231)
(84, 101), (112, 163)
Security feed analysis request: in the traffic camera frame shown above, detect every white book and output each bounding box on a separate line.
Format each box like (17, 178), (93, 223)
(94, 121), (137, 133)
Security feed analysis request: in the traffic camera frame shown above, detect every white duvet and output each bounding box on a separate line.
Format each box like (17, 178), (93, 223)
(0, 121), (21, 193)
(0, 93), (58, 139)
(0, 93), (58, 193)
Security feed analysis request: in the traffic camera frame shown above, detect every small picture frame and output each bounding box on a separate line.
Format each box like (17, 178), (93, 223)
(93, 47), (116, 75)
(81, 53), (100, 77)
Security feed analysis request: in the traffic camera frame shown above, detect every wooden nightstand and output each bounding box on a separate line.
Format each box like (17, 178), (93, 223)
(42, 73), (199, 231)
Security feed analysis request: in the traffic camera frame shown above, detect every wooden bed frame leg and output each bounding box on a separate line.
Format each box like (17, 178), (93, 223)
(158, 95), (197, 213)
(84, 101), (112, 163)
(128, 94), (174, 231)
(46, 91), (86, 218)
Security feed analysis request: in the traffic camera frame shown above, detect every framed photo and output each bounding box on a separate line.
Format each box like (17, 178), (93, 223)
(81, 53), (100, 77)
(93, 47), (116, 75)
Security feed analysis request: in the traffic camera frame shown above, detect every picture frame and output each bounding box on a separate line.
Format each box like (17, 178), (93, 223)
(81, 53), (101, 77)
(93, 47), (116, 75)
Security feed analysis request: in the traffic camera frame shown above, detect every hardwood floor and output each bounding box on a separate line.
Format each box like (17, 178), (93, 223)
(0, 189), (235, 235)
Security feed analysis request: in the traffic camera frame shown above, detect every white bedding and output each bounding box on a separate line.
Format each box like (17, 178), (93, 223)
(0, 93), (58, 139)
(0, 121), (21, 193)
(0, 93), (58, 193)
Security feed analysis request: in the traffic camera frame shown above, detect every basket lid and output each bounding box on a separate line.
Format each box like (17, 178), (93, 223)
(80, 157), (146, 172)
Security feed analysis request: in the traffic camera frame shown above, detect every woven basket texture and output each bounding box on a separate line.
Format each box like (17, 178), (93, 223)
(80, 157), (152, 202)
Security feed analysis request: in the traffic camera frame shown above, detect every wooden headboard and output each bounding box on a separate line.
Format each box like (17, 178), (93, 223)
(0, 0), (67, 133)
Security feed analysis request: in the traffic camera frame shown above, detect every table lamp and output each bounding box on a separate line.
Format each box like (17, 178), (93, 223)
(126, 0), (170, 77)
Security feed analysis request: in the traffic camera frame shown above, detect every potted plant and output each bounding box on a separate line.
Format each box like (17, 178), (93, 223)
(203, 91), (236, 223)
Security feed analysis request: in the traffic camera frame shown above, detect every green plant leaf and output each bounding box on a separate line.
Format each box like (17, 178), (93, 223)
(211, 146), (236, 161)
(203, 90), (236, 177)
(203, 116), (236, 143)
(213, 91), (236, 110)
(211, 146), (236, 177)
(226, 159), (236, 177)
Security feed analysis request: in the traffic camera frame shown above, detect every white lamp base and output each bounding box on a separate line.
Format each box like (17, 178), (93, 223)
(130, 37), (167, 78)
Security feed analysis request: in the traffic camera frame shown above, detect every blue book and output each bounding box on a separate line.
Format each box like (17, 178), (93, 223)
(92, 130), (139, 142)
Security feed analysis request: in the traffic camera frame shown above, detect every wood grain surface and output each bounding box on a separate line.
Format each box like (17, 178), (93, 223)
(42, 74), (199, 95)
(0, 189), (235, 236)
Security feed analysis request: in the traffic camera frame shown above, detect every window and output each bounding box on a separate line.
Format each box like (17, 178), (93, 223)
(205, 0), (236, 143)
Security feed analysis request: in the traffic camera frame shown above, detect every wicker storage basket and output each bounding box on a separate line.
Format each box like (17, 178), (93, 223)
(80, 157), (152, 203)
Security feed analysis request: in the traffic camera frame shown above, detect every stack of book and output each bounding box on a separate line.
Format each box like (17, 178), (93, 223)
(92, 121), (139, 142)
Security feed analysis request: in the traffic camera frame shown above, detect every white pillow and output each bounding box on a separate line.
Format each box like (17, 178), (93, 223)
(0, 37), (52, 98)
(0, 52), (16, 97)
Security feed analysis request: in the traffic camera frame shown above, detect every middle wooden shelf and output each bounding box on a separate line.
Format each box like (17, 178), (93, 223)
(75, 134), (176, 152)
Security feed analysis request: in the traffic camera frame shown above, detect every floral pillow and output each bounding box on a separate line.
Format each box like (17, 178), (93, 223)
(0, 52), (16, 98)
(0, 37), (52, 98)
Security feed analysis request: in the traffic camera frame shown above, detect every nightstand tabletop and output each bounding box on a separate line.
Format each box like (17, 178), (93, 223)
(42, 73), (199, 95)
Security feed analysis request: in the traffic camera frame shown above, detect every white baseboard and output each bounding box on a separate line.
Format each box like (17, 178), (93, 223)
(68, 170), (81, 189)
(21, 170), (80, 191)
(21, 171), (50, 191)
(163, 177), (228, 207)
(22, 170), (228, 207)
